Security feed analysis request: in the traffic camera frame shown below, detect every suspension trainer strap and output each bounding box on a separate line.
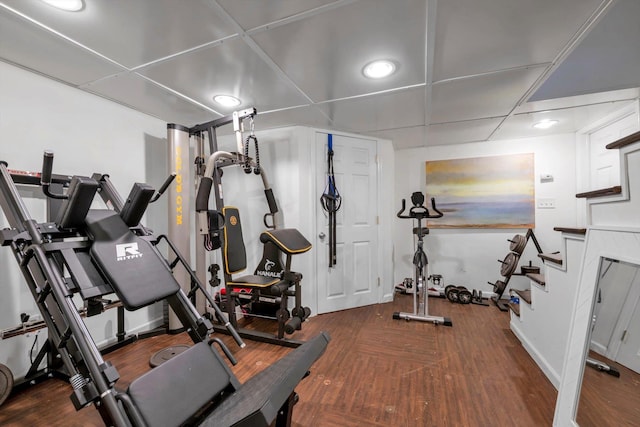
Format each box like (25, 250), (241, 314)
(320, 133), (341, 267)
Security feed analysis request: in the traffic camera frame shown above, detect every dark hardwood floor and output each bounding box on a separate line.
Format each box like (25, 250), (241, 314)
(576, 352), (640, 427)
(2, 294), (628, 426)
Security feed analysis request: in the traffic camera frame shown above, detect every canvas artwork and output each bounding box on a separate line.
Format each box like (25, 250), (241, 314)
(425, 153), (535, 228)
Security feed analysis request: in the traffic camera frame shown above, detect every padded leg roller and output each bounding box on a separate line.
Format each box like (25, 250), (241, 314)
(199, 331), (331, 426)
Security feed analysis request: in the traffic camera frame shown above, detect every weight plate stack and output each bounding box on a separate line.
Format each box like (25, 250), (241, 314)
(445, 285), (459, 303)
(458, 289), (472, 304)
(499, 252), (520, 277)
(493, 280), (507, 295)
(0, 364), (12, 406)
(149, 345), (191, 368)
(521, 265), (540, 275)
(508, 234), (527, 255)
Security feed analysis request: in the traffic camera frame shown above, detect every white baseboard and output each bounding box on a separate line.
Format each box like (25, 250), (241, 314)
(95, 318), (165, 348)
(510, 319), (561, 389)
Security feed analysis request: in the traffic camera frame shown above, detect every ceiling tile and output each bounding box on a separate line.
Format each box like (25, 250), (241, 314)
(218, 0), (337, 30)
(425, 118), (503, 146)
(83, 72), (218, 126)
(530, 0), (640, 101)
(493, 100), (636, 141)
(1, 0), (236, 68)
(431, 67), (544, 123)
(317, 86), (425, 132)
(0, 9), (124, 85)
(250, 0), (426, 102)
(433, 0), (603, 81)
(366, 126), (427, 150)
(516, 88), (640, 114)
(137, 37), (310, 114)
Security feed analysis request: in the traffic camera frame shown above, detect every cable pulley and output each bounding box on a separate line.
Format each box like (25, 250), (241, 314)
(243, 118), (261, 175)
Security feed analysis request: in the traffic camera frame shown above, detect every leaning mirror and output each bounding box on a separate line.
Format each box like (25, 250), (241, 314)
(554, 227), (640, 426)
(577, 258), (640, 425)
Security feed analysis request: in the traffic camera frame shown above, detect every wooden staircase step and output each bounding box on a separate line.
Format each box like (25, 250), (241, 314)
(508, 301), (520, 317)
(526, 273), (545, 287)
(575, 186), (621, 199)
(512, 289), (532, 305)
(553, 227), (586, 235)
(539, 252), (563, 266)
(605, 129), (640, 149)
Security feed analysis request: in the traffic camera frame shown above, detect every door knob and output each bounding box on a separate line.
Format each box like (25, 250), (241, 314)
(318, 232), (326, 239)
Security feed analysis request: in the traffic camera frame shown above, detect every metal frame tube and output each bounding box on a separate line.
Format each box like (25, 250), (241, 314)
(0, 162), (32, 231)
(167, 124), (192, 332)
(194, 133), (207, 313)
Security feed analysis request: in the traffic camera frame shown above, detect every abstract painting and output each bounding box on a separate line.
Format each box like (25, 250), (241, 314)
(425, 153), (535, 228)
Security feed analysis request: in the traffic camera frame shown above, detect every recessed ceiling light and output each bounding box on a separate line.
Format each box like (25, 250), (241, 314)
(213, 95), (241, 107)
(363, 60), (396, 79)
(40, 0), (84, 11)
(533, 119), (559, 129)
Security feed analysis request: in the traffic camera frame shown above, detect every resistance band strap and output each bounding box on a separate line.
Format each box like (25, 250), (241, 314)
(320, 134), (341, 267)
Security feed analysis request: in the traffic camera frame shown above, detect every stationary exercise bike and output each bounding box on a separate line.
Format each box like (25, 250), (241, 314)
(393, 192), (452, 326)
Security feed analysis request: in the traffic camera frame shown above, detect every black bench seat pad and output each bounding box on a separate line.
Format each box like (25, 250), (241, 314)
(227, 274), (280, 289)
(259, 229), (312, 256)
(198, 331), (331, 427)
(85, 210), (179, 310)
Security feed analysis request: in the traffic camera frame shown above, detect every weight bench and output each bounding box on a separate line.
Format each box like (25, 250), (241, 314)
(0, 155), (330, 426)
(221, 206), (312, 340)
(127, 331), (330, 427)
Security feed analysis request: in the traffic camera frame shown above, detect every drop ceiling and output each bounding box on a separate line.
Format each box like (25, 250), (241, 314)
(1, 0), (639, 149)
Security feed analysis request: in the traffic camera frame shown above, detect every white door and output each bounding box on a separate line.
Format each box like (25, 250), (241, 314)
(588, 113), (636, 190)
(315, 132), (379, 314)
(616, 296), (640, 374)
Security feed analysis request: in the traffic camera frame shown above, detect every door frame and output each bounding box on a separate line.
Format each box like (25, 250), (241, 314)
(309, 128), (394, 313)
(609, 273), (640, 362)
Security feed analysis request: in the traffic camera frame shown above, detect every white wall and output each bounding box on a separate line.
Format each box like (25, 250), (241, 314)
(0, 62), (168, 379)
(394, 134), (578, 295)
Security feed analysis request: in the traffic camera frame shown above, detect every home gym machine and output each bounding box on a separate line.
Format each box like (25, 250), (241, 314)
(0, 152), (329, 426)
(0, 166), (173, 404)
(168, 107), (312, 347)
(393, 192), (452, 326)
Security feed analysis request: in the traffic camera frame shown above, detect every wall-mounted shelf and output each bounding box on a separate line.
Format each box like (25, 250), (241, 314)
(575, 186), (622, 199)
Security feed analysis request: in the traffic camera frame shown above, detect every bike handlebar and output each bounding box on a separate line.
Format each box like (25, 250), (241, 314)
(397, 197), (443, 219)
